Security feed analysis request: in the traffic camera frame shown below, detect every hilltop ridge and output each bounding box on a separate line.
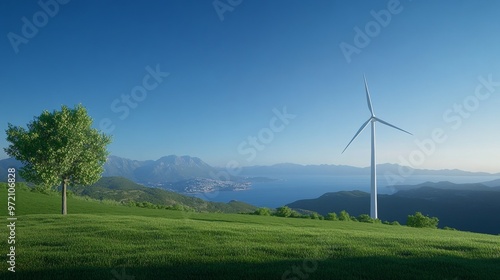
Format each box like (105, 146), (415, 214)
(287, 183), (500, 234)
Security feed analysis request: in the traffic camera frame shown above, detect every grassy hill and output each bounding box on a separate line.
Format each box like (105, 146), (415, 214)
(1, 185), (499, 279)
(69, 176), (257, 213)
(287, 187), (500, 234)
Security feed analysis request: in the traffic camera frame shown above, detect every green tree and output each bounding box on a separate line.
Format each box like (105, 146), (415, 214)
(357, 214), (374, 223)
(406, 212), (439, 229)
(275, 206), (293, 217)
(309, 212), (323, 220)
(290, 210), (302, 218)
(254, 207), (272, 216)
(4, 104), (111, 215)
(326, 212), (339, 221)
(338, 210), (351, 221)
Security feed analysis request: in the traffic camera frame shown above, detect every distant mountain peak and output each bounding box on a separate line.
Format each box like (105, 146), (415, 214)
(157, 155), (207, 166)
(103, 155), (217, 184)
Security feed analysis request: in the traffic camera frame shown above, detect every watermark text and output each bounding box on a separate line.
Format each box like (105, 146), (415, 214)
(385, 74), (500, 185)
(7, 0), (70, 54)
(99, 64), (169, 134)
(6, 168), (17, 273)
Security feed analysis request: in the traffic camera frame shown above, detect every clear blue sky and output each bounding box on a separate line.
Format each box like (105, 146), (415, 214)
(1, 0), (499, 172)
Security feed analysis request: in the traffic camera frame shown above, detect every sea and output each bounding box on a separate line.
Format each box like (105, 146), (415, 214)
(187, 174), (500, 208)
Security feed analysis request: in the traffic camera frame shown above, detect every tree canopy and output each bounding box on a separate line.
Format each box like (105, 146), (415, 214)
(338, 210), (351, 221)
(4, 104), (112, 214)
(406, 212), (439, 229)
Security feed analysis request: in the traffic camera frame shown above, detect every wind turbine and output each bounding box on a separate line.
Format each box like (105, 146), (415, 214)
(342, 75), (412, 219)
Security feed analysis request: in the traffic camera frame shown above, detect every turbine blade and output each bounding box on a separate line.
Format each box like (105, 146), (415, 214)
(374, 117), (413, 135)
(364, 75), (375, 117)
(342, 118), (372, 154)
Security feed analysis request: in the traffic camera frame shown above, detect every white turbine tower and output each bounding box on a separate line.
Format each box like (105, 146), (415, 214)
(342, 75), (412, 219)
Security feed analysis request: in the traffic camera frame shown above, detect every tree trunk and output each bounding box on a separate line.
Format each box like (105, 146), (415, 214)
(62, 179), (67, 215)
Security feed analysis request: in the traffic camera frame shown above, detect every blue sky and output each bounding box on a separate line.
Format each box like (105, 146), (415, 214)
(1, 0), (499, 172)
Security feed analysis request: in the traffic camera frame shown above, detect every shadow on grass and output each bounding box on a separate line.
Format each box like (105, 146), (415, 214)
(2, 255), (499, 280)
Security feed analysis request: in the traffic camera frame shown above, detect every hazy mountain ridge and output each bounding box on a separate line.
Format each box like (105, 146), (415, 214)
(240, 162), (499, 177)
(2, 156), (498, 195)
(287, 182), (500, 234)
(481, 178), (500, 188)
(102, 155), (148, 181)
(389, 181), (495, 192)
(102, 155), (218, 183)
(0, 157), (25, 181)
(3, 156), (497, 182)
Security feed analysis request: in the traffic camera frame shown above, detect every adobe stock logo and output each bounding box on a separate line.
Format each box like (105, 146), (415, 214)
(339, 0), (406, 63)
(281, 259), (318, 280)
(208, 106), (296, 190)
(99, 64), (170, 134)
(7, 0), (70, 54)
(213, 0), (242, 21)
(384, 74), (500, 186)
(237, 107), (296, 162)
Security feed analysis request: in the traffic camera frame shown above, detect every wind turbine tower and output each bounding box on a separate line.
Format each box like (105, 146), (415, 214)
(342, 75), (412, 219)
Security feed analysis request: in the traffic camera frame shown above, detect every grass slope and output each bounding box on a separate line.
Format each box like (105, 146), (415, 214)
(70, 176), (257, 213)
(1, 186), (499, 280)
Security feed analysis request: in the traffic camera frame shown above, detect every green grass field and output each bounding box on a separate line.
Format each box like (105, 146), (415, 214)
(1, 187), (499, 279)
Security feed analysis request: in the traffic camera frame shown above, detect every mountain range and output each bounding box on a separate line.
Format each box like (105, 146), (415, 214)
(239, 162), (500, 177)
(1, 155), (499, 191)
(103, 155), (500, 182)
(103, 155), (218, 183)
(389, 180), (500, 191)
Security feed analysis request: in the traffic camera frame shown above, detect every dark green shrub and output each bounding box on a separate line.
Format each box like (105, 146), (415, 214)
(326, 212), (338, 221)
(254, 207), (272, 216)
(309, 212), (323, 220)
(407, 212), (439, 228)
(275, 206), (293, 217)
(443, 226), (457, 231)
(339, 210), (351, 221)
(290, 210), (302, 218)
(357, 214), (374, 223)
